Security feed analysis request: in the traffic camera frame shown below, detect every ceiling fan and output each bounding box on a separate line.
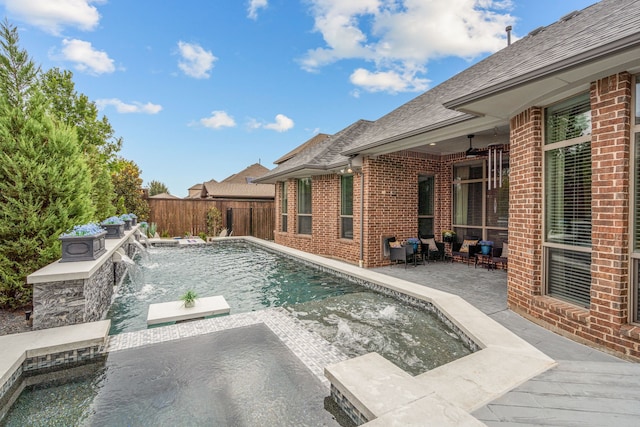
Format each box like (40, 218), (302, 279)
(465, 134), (480, 158)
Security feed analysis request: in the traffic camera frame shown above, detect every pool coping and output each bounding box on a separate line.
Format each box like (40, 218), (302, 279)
(2, 237), (556, 426)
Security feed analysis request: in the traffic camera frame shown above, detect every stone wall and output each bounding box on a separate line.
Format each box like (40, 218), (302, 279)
(32, 238), (137, 331)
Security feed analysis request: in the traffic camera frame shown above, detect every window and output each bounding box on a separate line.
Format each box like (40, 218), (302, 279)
(418, 175), (434, 235)
(633, 76), (640, 322)
(544, 93), (592, 308)
(297, 178), (312, 234)
(281, 181), (288, 232)
(452, 153), (510, 242)
(340, 175), (353, 239)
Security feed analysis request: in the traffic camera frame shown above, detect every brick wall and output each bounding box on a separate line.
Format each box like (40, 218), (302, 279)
(508, 72), (640, 360)
(274, 152), (443, 267)
(507, 107), (544, 311)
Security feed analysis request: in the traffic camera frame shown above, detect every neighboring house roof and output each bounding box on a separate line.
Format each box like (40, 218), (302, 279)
(255, 120), (374, 183)
(201, 182), (275, 199)
(274, 133), (331, 164)
(189, 182), (207, 190)
(221, 163), (271, 184)
(149, 192), (181, 199)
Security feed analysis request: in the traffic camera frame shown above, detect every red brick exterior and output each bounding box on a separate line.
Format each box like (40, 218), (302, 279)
(508, 72), (640, 360)
(273, 71), (640, 361)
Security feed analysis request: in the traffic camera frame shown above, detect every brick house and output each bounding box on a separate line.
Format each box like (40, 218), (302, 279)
(255, 0), (640, 360)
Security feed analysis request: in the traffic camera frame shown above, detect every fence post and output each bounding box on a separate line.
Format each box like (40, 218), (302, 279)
(249, 208), (253, 237)
(226, 208), (233, 234)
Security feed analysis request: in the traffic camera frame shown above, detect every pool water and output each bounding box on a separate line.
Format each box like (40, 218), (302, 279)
(3, 241), (472, 425)
(4, 325), (354, 427)
(108, 242), (471, 375)
(108, 242), (360, 334)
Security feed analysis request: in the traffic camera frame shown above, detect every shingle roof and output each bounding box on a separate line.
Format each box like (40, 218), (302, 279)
(258, 0), (640, 177)
(255, 120), (374, 182)
(221, 163), (271, 184)
(201, 182), (274, 199)
(149, 192), (181, 199)
(445, 0), (640, 108)
(274, 133), (331, 164)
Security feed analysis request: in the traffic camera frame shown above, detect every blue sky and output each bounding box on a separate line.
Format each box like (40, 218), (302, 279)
(1, 0), (597, 196)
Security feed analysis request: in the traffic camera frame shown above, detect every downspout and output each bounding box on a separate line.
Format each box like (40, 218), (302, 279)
(359, 171), (364, 268)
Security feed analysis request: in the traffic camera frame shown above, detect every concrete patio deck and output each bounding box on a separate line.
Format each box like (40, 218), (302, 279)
(373, 260), (638, 426)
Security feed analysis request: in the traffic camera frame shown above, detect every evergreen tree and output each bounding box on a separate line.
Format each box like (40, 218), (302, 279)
(112, 158), (150, 220)
(40, 68), (120, 219)
(0, 93), (94, 308)
(0, 19), (39, 110)
(148, 180), (169, 196)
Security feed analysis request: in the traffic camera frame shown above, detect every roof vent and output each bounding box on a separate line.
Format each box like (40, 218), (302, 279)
(528, 26), (544, 37)
(560, 10), (580, 22)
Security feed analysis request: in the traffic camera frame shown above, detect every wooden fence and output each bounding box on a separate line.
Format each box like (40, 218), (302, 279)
(147, 198), (275, 240)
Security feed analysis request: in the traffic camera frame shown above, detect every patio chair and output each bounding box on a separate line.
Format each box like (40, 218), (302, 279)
(492, 241), (508, 270)
(387, 238), (416, 268)
(218, 228), (228, 237)
(451, 235), (480, 266)
(419, 234), (445, 262)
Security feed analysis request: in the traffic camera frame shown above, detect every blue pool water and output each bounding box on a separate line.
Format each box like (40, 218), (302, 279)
(3, 241), (472, 425)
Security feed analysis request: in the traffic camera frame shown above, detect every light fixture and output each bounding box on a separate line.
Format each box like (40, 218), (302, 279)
(465, 134), (479, 158)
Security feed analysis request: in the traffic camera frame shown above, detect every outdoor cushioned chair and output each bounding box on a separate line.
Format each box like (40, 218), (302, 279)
(387, 237), (416, 268)
(419, 234), (445, 262)
(451, 235), (480, 266)
(492, 241), (509, 270)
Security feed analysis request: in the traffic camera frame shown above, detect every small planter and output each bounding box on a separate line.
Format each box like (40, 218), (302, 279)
(59, 231), (107, 262)
(123, 219), (132, 230)
(480, 245), (492, 255)
(102, 223), (125, 239)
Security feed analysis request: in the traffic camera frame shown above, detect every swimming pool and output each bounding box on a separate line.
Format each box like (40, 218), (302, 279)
(3, 241), (473, 425)
(107, 242), (472, 375)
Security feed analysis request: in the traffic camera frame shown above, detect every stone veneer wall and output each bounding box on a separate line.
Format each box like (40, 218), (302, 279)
(32, 240), (134, 330)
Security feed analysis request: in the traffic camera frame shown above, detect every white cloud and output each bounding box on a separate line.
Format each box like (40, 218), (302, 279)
(248, 0), (268, 20)
(264, 114), (294, 132)
(200, 111), (236, 129)
(95, 98), (162, 114)
(59, 38), (115, 74)
(249, 114), (294, 132)
(1, 0), (104, 35)
(177, 41), (217, 79)
(350, 68), (428, 93)
(301, 0), (514, 93)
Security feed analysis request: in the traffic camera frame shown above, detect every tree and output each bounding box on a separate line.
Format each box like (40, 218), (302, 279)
(0, 93), (94, 308)
(148, 180), (170, 196)
(0, 19), (39, 110)
(40, 68), (120, 219)
(111, 158), (150, 220)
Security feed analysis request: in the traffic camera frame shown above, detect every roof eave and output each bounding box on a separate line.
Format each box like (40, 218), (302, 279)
(341, 114), (474, 156)
(445, 34), (640, 111)
(253, 164), (340, 183)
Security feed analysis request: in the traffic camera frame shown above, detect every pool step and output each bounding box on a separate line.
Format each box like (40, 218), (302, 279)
(146, 295), (230, 325)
